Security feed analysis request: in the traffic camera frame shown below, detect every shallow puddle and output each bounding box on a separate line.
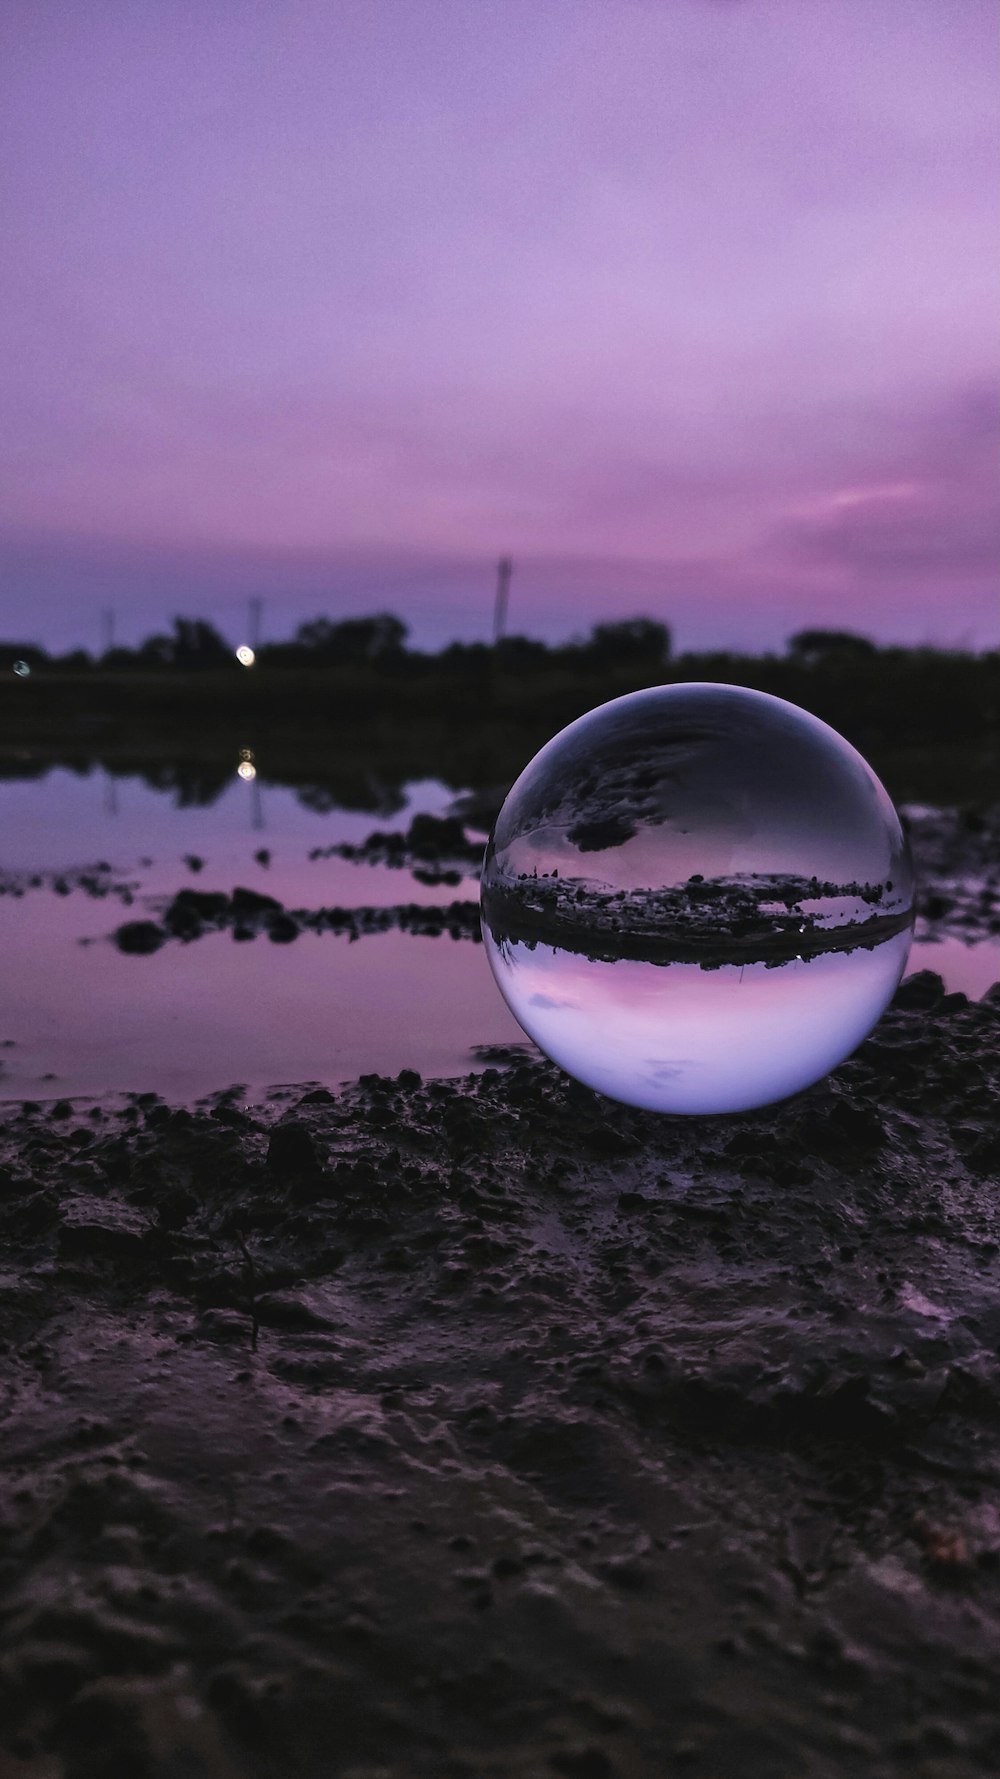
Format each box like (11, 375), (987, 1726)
(0, 767), (995, 1101)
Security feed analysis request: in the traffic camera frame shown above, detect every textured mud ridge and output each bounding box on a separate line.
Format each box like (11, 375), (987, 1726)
(1, 975), (999, 1777)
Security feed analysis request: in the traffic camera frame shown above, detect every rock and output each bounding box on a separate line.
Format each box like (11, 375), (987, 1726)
(113, 920), (165, 955)
(892, 970), (945, 1010)
(231, 886), (283, 916)
(58, 1204), (149, 1261)
(266, 1121), (319, 1177)
(255, 1288), (338, 1331)
(163, 888), (230, 939)
(939, 991), (970, 1014)
(266, 914), (300, 943)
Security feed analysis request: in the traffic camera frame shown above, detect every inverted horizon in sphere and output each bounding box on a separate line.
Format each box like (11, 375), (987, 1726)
(481, 684), (914, 1112)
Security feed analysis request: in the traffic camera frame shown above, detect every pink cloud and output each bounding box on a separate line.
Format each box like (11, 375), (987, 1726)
(0, 2), (995, 648)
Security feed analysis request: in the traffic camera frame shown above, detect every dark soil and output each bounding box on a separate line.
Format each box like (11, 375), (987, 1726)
(1, 975), (999, 1777)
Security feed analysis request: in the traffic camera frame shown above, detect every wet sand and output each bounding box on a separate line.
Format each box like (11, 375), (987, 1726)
(2, 972), (999, 1778)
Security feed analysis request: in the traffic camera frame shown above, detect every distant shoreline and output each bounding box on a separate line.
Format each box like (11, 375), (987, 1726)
(481, 881), (915, 969)
(0, 641), (997, 808)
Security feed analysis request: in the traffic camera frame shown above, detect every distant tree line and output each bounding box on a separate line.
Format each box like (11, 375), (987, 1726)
(4, 612), (972, 676)
(2, 612), (995, 705)
(0, 612), (677, 674)
(1, 613), (995, 809)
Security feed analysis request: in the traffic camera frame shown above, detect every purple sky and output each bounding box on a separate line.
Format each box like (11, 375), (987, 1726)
(1, 0), (997, 653)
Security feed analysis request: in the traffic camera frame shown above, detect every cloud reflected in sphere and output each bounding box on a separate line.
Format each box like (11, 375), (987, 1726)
(481, 684), (914, 1114)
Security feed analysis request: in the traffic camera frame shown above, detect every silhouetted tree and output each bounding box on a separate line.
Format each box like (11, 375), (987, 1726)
(786, 629), (877, 666)
(169, 618), (232, 668)
(578, 618), (672, 670)
(493, 634), (551, 668)
(292, 613), (408, 663)
(134, 634), (175, 667)
(0, 643), (48, 671)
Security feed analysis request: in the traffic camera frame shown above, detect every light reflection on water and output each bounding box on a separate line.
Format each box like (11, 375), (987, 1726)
(0, 766), (450, 877)
(909, 934), (999, 1001)
(0, 919), (522, 1101)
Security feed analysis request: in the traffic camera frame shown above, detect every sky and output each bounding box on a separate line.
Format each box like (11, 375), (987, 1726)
(1, 0), (997, 654)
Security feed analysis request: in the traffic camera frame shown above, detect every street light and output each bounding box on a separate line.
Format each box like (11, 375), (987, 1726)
(236, 645), (255, 667)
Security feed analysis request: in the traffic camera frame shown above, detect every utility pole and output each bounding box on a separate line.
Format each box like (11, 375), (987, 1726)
(492, 557), (513, 644)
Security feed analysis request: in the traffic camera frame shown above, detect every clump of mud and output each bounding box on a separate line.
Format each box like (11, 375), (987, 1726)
(1, 975), (999, 1777)
(310, 812), (485, 886)
(112, 888), (481, 953)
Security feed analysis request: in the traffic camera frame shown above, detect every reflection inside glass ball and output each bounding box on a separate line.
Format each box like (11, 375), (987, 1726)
(480, 683), (914, 1114)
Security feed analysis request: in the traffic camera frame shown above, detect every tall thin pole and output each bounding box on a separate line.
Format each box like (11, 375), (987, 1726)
(492, 557), (513, 644)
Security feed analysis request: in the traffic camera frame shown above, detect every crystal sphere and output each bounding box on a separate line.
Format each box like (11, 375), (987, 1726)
(481, 683), (913, 1114)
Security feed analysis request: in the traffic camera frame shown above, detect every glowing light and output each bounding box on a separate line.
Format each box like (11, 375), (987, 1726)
(12, 660), (30, 677)
(237, 760), (257, 781)
(236, 645), (256, 667)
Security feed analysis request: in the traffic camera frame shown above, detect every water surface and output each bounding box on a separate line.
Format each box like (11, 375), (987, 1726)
(0, 765), (994, 1102)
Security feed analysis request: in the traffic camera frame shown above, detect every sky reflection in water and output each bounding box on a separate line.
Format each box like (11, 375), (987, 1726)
(488, 934), (912, 1115)
(0, 767), (521, 1099)
(0, 759), (993, 1101)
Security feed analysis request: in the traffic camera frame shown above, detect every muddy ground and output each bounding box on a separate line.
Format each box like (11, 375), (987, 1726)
(1, 968), (999, 1779)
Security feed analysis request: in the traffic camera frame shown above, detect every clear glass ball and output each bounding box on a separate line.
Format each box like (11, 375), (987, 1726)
(481, 683), (914, 1114)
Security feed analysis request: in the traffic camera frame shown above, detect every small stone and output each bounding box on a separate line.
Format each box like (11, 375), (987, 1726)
(939, 991), (969, 1014)
(266, 914), (300, 943)
(113, 920), (165, 955)
(59, 1208), (148, 1261)
(892, 971), (944, 1010)
(266, 1121), (319, 1176)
